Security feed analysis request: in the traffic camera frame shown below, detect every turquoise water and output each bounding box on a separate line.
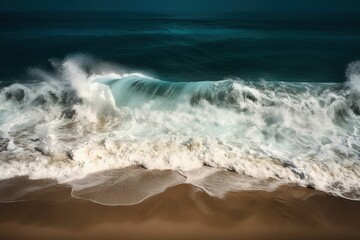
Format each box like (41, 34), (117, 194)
(1, 12), (360, 85)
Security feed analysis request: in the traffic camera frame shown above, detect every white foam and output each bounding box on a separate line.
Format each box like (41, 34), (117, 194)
(0, 56), (360, 201)
(346, 60), (360, 92)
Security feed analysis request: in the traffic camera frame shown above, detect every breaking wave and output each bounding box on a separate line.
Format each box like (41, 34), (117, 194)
(0, 55), (360, 201)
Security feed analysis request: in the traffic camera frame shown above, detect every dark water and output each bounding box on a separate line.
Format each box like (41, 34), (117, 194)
(1, 11), (360, 85)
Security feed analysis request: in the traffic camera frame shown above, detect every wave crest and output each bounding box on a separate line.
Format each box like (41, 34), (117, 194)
(0, 56), (360, 201)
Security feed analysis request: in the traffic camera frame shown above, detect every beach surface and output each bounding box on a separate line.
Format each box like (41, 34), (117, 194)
(0, 177), (359, 240)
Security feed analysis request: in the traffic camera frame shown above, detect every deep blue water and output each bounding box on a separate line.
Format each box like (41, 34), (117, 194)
(0, 11), (360, 85)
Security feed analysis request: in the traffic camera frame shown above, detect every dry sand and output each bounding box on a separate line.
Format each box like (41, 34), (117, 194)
(0, 177), (360, 240)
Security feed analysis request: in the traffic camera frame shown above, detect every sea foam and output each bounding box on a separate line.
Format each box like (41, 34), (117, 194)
(0, 55), (359, 201)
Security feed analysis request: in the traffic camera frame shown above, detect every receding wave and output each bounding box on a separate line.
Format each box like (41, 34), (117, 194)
(0, 55), (360, 202)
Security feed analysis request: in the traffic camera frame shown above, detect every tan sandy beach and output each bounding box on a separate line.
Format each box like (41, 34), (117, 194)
(0, 178), (359, 240)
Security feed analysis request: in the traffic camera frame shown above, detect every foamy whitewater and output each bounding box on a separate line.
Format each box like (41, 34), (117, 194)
(0, 56), (360, 201)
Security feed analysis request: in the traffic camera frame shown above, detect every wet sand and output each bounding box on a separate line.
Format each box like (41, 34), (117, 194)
(0, 178), (360, 240)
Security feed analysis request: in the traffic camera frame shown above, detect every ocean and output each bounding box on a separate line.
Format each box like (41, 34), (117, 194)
(0, 11), (360, 203)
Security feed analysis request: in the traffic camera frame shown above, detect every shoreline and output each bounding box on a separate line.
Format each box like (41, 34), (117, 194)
(0, 178), (359, 239)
